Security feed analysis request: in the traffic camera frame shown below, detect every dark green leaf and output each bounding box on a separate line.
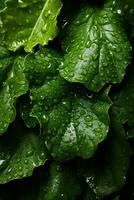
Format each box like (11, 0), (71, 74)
(60, 1), (131, 91)
(110, 65), (134, 138)
(23, 48), (111, 161)
(77, 126), (131, 198)
(24, 47), (62, 86)
(0, 57), (28, 135)
(0, 123), (47, 184)
(0, 0), (6, 11)
(0, 46), (14, 84)
(40, 162), (82, 200)
(114, 0), (134, 26)
(30, 77), (110, 160)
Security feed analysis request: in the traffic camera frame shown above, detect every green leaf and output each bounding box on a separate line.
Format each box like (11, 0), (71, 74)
(20, 47), (62, 128)
(0, 46), (14, 84)
(24, 47), (62, 86)
(77, 126), (131, 198)
(19, 98), (37, 128)
(111, 65), (134, 138)
(0, 161), (82, 200)
(0, 57), (28, 135)
(30, 76), (110, 160)
(113, 0), (134, 26)
(60, 1), (131, 91)
(23, 48), (111, 161)
(0, 0), (6, 11)
(40, 162), (82, 200)
(0, 122), (47, 184)
(1, 0), (62, 52)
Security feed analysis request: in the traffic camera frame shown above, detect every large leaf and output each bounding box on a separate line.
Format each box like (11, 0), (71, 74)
(30, 79), (110, 160)
(0, 0), (62, 52)
(59, 1), (131, 91)
(0, 57), (28, 135)
(77, 125), (131, 199)
(0, 122), (47, 184)
(23, 49), (111, 160)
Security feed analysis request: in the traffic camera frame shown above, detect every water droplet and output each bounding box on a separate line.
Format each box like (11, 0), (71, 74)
(24, 160), (28, 164)
(19, 172), (23, 176)
(124, 4), (128, 10)
(18, 0), (28, 8)
(0, 160), (5, 166)
(15, 173), (18, 177)
(27, 149), (33, 157)
(84, 115), (93, 122)
(8, 176), (12, 180)
(75, 20), (80, 25)
(130, 9), (134, 14)
(42, 24), (47, 33)
(26, 19), (30, 24)
(117, 9), (122, 14)
(86, 41), (91, 48)
(7, 168), (12, 173)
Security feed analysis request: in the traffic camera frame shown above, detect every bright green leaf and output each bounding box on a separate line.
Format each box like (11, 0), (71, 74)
(1, 0), (62, 52)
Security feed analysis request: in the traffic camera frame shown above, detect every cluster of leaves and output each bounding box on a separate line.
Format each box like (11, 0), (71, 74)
(0, 0), (134, 199)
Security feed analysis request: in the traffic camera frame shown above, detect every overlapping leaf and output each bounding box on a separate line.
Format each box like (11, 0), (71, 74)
(0, 57), (28, 135)
(0, 162), (82, 200)
(0, 0), (62, 52)
(111, 65), (134, 138)
(40, 162), (82, 200)
(77, 125), (131, 199)
(0, 46), (14, 84)
(59, 1), (131, 91)
(0, 122), (47, 184)
(23, 48), (111, 160)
